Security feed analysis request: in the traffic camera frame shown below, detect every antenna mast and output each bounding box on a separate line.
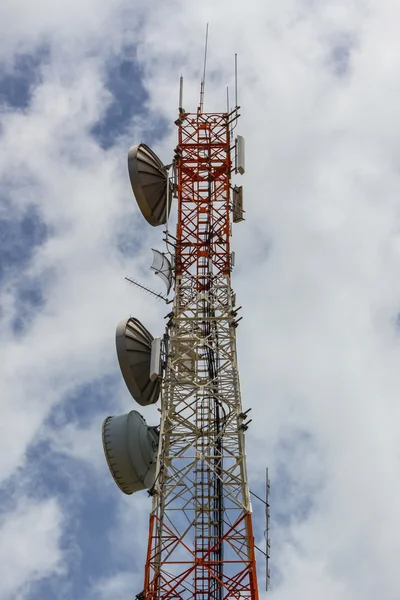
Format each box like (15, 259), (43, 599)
(199, 23), (209, 113)
(235, 53), (238, 109)
(179, 75), (184, 113)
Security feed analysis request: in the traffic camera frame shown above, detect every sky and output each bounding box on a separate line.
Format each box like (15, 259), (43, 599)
(1, 0), (400, 598)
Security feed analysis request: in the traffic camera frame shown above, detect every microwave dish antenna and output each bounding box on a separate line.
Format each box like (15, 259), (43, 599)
(116, 317), (161, 407)
(128, 143), (172, 226)
(102, 410), (159, 495)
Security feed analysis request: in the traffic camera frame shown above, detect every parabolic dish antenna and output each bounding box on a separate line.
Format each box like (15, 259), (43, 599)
(116, 317), (160, 407)
(128, 143), (172, 226)
(102, 410), (159, 495)
(151, 248), (173, 295)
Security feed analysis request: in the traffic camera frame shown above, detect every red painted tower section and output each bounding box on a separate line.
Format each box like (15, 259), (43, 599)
(141, 105), (259, 600)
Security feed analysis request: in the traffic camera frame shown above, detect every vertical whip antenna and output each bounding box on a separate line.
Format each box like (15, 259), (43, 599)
(235, 53), (238, 110)
(199, 23), (209, 113)
(179, 75), (184, 113)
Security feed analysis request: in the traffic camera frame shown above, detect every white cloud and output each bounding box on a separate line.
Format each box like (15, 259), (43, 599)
(0, 497), (63, 599)
(92, 571), (140, 600)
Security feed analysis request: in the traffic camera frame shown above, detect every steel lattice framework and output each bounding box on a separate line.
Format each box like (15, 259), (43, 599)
(142, 109), (259, 600)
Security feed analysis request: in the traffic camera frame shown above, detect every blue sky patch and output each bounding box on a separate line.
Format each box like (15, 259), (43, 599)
(0, 203), (48, 282)
(91, 45), (171, 151)
(272, 429), (323, 527)
(92, 48), (148, 149)
(11, 275), (45, 334)
(22, 430), (121, 598)
(0, 47), (48, 110)
(47, 375), (120, 430)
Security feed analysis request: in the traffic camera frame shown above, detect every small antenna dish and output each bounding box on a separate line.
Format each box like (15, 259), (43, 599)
(116, 317), (161, 406)
(151, 249), (173, 294)
(128, 143), (172, 226)
(102, 410), (159, 495)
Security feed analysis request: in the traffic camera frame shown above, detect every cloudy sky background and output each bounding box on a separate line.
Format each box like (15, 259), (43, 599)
(1, 0), (400, 598)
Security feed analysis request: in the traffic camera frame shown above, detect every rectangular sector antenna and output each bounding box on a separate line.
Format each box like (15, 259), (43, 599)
(150, 338), (162, 381)
(233, 185), (244, 222)
(236, 135), (245, 175)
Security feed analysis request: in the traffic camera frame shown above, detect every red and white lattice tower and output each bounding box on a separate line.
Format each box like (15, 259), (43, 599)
(141, 96), (258, 599)
(102, 70), (264, 600)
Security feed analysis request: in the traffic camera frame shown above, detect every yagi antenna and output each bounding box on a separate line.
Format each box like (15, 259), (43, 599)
(125, 276), (169, 303)
(199, 23), (209, 113)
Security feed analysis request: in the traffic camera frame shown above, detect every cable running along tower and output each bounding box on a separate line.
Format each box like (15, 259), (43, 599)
(102, 58), (266, 600)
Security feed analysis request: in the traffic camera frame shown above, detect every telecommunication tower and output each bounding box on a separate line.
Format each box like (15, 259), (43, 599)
(102, 57), (270, 600)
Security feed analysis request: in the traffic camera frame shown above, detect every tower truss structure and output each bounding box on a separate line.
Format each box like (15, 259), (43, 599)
(141, 107), (259, 600)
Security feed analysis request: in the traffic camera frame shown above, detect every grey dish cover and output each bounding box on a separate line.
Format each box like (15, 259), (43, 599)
(102, 411), (159, 494)
(116, 317), (160, 406)
(128, 143), (172, 226)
